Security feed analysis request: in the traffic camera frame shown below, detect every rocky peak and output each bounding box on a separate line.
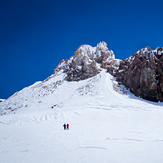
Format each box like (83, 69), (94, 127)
(54, 41), (118, 81)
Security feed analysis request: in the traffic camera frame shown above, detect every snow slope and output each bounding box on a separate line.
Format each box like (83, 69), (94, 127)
(0, 69), (163, 163)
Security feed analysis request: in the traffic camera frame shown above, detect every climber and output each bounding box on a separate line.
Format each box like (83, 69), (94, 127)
(63, 123), (66, 130)
(67, 124), (69, 130)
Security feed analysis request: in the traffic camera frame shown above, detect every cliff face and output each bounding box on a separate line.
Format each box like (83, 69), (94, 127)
(54, 41), (163, 102)
(109, 47), (163, 102)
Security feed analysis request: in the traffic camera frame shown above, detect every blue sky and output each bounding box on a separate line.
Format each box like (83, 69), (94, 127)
(1, 0), (163, 99)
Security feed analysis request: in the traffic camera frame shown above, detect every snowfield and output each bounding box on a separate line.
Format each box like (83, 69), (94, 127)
(0, 70), (163, 163)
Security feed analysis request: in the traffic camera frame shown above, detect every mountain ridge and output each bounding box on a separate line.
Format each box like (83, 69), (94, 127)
(54, 41), (163, 102)
(1, 41), (163, 115)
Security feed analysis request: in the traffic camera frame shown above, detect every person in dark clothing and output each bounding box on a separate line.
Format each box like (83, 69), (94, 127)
(67, 124), (69, 130)
(63, 123), (66, 130)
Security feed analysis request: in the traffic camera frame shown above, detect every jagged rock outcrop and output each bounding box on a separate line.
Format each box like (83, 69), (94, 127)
(54, 42), (120, 81)
(54, 41), (163, 102)
(110, 47), (163, 102)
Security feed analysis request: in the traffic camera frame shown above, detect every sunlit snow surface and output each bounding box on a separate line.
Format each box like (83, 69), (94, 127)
(0, 70), (163, 163)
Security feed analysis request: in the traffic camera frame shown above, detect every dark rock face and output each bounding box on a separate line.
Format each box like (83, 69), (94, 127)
(156, 48), (163, 102)
(112, 47), (163, 102)
(65, 59), (100, 81)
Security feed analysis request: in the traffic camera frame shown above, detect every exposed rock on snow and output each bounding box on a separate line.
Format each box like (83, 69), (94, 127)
(54, 42), (163, 102)
(54, 41), (163, 102)
(113, 46), (163, 102)
(54, 41), (119, 81)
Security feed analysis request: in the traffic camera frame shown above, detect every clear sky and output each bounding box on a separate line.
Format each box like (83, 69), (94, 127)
(1, 0), (163, 99)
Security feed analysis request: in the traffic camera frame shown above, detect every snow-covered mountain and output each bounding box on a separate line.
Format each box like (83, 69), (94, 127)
(1, 41), (163, 116)
(0, 41), (121, 116)
(0, 42), (163, 163)
(1, 66), (163, 163)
